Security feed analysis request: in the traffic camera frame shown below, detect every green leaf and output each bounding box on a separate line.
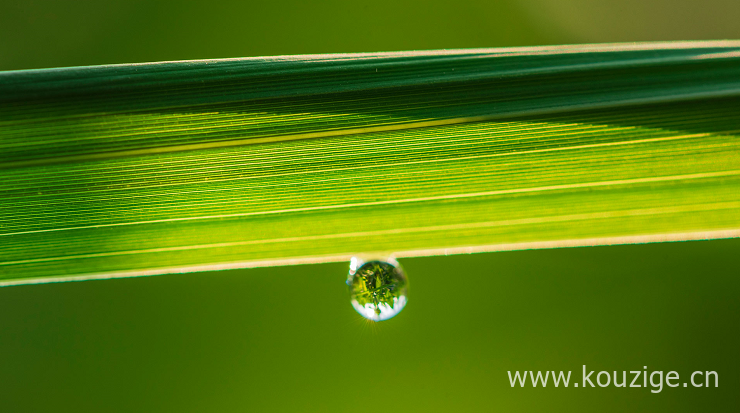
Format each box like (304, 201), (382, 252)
(1, 42), (739, 286)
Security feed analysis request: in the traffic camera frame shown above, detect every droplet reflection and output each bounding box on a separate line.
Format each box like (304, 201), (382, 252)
(347, 257), (408, 321)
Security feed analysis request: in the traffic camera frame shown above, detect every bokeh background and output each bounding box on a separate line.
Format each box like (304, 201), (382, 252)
(2, 0), (740, 70)
(1, 240), (738, 412)
(1, 1), (739, 411)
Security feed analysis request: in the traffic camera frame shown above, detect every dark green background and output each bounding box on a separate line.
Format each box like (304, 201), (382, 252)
(1, 240), (738, 411)
(2, 0), (740, 70)
(2, 1), (739, 411)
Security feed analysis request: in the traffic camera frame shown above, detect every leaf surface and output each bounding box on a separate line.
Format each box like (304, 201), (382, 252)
(1, 42), (739, 285)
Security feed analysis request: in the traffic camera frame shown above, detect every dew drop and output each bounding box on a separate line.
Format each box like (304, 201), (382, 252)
(347, 257), (408, 321)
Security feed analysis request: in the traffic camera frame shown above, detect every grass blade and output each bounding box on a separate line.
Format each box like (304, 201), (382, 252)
(1, 42), (739, 285)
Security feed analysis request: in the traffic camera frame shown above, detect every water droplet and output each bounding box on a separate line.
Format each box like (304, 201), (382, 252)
(347, 256), (408, 321)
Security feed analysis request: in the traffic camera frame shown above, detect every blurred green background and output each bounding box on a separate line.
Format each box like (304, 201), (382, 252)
(1, 240), (738, 412)
(2, 0), (740, 70)
(1, 1), (739, 411)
